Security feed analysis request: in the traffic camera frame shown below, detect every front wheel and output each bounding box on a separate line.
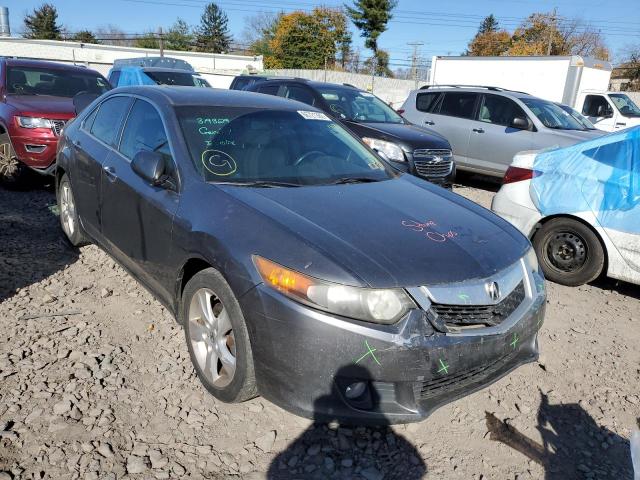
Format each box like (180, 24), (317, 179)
(0, 134), (29, 188)
(182, 268), (257, 403)
(532, 218), (605, 286)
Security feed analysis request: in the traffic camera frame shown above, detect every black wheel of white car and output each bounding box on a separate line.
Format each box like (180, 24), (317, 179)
(182, 268), (257, 403)
(0, 133), (28, 187)
(57, 173), (88, 246)
(533, 218), (605, 286)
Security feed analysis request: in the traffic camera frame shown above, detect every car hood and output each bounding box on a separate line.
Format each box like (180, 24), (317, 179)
(344, 121), (451, 150)
(222, 176), (529, 288)
(7, 95), (76, 118)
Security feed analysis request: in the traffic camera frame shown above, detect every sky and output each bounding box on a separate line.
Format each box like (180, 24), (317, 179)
(5, 0), (640, 67)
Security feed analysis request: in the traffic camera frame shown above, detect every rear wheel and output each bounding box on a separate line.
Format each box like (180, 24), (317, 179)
(182, 268), (257, 403)
(57, 173), (89, 246)
(0, 133), (29, 187)
(533, 217), (605, 286)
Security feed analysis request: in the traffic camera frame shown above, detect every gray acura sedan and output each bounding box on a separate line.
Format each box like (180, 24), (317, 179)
(56, 86), (545, 424)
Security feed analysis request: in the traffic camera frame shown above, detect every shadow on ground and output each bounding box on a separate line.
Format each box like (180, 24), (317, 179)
(487, 391), (633, 479)
(0, 181), (79, 303)
(267, 365), (427, 480)
(454, 171), (502, 193)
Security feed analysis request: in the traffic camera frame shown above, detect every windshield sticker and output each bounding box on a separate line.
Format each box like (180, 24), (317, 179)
(202, 150), (237, 176)
(402, 219), (459, 243)
(360, 92), (374, 98)
(298, 110), (331, 121)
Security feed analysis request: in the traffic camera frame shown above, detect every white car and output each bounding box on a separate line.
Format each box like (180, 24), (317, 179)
(492, 128), (640, 287)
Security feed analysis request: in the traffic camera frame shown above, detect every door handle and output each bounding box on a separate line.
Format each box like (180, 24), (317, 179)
(616, 122), (626, 126)
(472, 128), (484, 133)
(424, 120), (435, 125)
(103, 165), (118, 182)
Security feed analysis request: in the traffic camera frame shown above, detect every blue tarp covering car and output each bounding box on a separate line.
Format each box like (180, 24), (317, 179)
(531, 126), (640, 235)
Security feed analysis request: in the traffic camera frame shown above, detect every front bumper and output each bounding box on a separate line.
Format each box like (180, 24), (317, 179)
(240, 265), (545, 425)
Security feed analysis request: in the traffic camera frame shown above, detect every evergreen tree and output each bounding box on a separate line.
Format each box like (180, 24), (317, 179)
(195, 3), (232, 53)
(166, 19), (193, 51)
(23, 3), (62, 40)
(345, 0), (396, 75)
(478, 14), (499, 34)
(72, 30), (99, 44)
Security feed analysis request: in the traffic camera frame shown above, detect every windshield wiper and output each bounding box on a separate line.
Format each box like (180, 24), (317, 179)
(328, 177), (381, 185)
(212, 180), (302, 188)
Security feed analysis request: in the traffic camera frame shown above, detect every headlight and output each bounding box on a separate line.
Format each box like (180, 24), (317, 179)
(254, 256), (415, 324)
(17, 116), (52, 129)
(525, 247), (540, 274)
(362, 138), (405, 162)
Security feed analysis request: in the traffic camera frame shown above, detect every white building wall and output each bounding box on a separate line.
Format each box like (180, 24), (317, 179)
(0, 38), (262, 86)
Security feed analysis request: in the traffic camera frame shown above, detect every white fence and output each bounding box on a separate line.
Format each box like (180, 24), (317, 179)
(265, 69), (421, 107)
(0, 38), (263, 89)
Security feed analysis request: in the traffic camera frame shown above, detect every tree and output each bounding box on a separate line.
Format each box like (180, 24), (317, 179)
(345, 0), (397, 74)
(243, 12), (283, 58)
(617, 44), (640, 91)
(72, 30), (99, 44)
(266, 8), (351, 70)
(165, 18), (193, 51)
(466, 14), (510, 56)
(467, 31), (511, 56)
(508, 12), (610, 60)
(363, 49), (393, 77)
(134, 32), (159, 49)
(195, 3), (232, 53)
(23, 3), (62, 40)
(478, 14), (499, 35)
(96, 25), (134, 46)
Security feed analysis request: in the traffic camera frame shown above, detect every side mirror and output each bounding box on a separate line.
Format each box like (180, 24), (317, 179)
(132, 150), (165, 186)
(510, 116), (529, 130)
(73, 92), (101, 114)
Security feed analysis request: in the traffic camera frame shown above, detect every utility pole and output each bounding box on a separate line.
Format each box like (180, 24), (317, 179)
(158, 27), (164, 57)
(324, 56), (328, 82)
(371, 57), (377, 93)
(407, 41), (424, 89)
(546, 7), (557, 56)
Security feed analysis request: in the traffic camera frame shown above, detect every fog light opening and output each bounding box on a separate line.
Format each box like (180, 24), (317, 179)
(345, 381), (367, 400)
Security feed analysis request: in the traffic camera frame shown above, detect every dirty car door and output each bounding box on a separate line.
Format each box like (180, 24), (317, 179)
(99, 98), (180, 305)
(72, 96), (131, 240)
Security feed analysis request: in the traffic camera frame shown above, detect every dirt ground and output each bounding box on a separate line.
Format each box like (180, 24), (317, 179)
(0, 176), (638, 480)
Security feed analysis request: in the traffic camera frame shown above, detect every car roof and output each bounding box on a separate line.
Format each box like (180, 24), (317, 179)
(413, 85), (536, 99)
(2, 57), (102, 75)
(249, 78), (361, 92)
(108, 86), (319, 110)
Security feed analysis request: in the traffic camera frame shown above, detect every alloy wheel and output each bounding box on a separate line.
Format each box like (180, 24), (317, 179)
(0, 142), (18, 177)
(59, 182), (76, 238)
(188, 288), (237, 388)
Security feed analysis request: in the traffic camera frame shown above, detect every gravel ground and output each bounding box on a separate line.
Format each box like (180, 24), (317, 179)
(0, 177), (638, 480)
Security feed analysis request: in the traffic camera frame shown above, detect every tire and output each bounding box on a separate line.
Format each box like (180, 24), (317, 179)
(181, 268), (257, 403)
(57, 173), (89, 246)
(533, 217), (605, 286)
(0, 133), (30, 188)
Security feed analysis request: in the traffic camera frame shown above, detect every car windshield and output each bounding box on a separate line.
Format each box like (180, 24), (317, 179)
(316, 86), (404, 124)
(177, 107), (395, 186)
(6, 66), (110, 97)
(520, 97), (587, 130)
(144, 70), (204, 87)
(556, 103), (597, 130)
(609, 94), (640, 117)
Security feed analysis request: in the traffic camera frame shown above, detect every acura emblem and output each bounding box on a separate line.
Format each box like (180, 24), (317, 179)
(486, 281), (501, 301)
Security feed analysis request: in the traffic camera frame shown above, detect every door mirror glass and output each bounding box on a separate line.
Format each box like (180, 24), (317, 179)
(510, 116), (529, 130)
(131, 150), (165, 185)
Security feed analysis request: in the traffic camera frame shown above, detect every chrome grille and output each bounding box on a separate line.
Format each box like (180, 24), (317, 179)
(430, 281), (525, 330)
(51, 120), (66, 136)
(413, 149), (453, 178)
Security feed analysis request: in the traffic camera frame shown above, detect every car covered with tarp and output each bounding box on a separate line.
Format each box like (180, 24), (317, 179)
(492, 126), (640, 286)
(107, 57), (211, 88)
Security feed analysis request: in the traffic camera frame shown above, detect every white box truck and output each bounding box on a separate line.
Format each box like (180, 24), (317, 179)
(429, 55), (640, 132)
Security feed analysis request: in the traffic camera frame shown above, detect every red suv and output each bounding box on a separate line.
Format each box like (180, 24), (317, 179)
(0, 58), (111, 185)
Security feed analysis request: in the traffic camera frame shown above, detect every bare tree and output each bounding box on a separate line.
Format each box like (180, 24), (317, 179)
(95, 25), (134, 46)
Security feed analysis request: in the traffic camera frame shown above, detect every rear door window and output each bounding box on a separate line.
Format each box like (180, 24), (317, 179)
(437, 92), (478, 119)
(90, 96), (131, 147)
(416, 92), (441, 113)
(256, 84), (280, 96)
(478, 94), (526, 126)
(283, 85), (315, 106)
